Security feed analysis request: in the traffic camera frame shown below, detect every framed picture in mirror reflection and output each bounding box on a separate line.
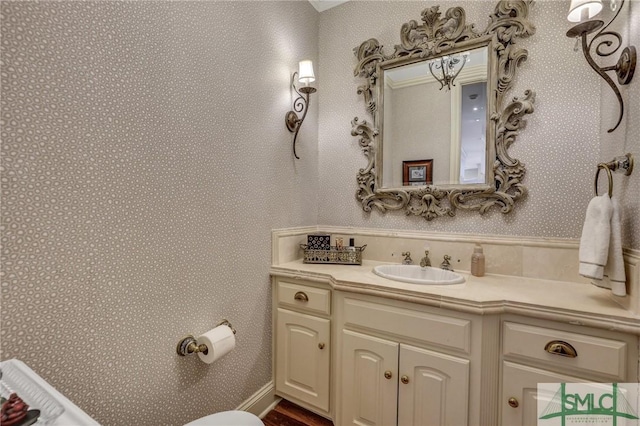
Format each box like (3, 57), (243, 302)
(403, 159), (433, 186)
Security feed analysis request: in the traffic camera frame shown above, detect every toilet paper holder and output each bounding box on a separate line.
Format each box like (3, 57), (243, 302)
(176, 319), (236, 357)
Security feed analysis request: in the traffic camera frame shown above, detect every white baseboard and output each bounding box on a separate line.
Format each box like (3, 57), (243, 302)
(236, 380), (280, 419)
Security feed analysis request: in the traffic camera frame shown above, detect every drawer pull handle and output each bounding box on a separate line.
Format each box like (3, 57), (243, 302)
(508, 397), (519, 408)
(384, 371), (392, 380)
(294, 291), (309, 302)
(544, 340), (578, 358)
(318, 343), (325, 350)
(400, 375), (409, 384)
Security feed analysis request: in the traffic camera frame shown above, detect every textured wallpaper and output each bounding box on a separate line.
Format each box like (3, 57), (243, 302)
(0, 1), (319, 425)
(618, 1), (640, 250)
(596, 0), (639, 250)
(624, 1), (640, 250)
(317, 0), (639, 245)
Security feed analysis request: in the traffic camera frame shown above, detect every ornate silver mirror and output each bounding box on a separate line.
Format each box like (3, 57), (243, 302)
(352, 0), (536, 220)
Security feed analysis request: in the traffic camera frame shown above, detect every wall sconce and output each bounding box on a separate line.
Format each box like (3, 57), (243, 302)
(285, 60), (316, 159)
(428, 53), (469, 91)
(566, 0), (636, 133)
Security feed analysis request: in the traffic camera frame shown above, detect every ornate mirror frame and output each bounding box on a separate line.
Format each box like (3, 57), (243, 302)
(352, 0), (536, 221)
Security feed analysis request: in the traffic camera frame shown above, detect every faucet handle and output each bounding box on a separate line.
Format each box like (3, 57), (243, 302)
(401, 251), (413, 265)
(440, 254), (453, 271)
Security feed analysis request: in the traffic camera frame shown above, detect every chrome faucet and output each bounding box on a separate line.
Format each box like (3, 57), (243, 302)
(440, 255), (453, 271)
(419, 251), (431, 268)
(401, 251), (413, 265)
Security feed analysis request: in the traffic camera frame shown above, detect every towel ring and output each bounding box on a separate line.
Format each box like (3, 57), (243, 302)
(594, 163), (613, 197)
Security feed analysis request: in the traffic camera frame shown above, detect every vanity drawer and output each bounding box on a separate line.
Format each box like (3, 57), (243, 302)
(277, 281), (331, 316)
(502, 322), (629, 380)
(343, 297), (471, 353)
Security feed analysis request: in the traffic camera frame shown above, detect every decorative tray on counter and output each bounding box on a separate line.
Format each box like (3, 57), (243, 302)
(300, 244), (366, 265)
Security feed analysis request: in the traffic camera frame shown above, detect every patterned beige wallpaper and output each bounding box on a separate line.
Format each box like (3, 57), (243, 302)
(618, 1), (640, 249)
(597, 0), (639, 250)
(0, 1), (319, 425)
(317, 0), (639, 248)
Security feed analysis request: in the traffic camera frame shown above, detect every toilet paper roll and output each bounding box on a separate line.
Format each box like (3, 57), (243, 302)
(196, 325), (236, 364)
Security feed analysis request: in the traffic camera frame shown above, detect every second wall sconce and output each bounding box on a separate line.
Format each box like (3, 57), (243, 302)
(566, 0), (636, 133)
(286, 60), (316, 159)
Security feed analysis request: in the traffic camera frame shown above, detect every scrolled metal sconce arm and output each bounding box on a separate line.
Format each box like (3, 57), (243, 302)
(566, 0), (636, 133)
(285, 71), (316, 159)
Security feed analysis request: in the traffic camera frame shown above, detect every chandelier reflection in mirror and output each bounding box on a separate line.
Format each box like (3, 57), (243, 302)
(428, 52), (470, 90)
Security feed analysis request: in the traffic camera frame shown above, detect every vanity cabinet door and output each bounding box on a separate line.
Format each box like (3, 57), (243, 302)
(501, 361), (586, 426)
(276, 308), (330, 412)
(340, 330), (399, 426)
(398, 344), (470, 426)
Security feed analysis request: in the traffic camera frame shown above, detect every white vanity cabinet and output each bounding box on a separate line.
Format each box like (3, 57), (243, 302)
(340, 330), (400, 426)
(273, 278), (332, 415)
(336, 293), (494, 426)
(499, 316), (639, 426)
(341, 330), (470, 426)
(270, 260), (640, 426)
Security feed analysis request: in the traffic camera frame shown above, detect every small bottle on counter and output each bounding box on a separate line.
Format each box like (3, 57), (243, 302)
(471, 244), (485, 277)
(347, 238), (357, 263)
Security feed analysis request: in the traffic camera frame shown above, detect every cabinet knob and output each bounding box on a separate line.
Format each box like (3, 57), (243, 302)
(294, 291), (309, 302)
(400, 375), (409, 384)
(508, 397), (519, 408)
(318, 343), (325, 350)
(544, 340), (578, 358)
(384, 371), (392, 380)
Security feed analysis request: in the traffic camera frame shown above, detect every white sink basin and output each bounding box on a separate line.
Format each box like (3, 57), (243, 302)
(373, 265), (465, 285)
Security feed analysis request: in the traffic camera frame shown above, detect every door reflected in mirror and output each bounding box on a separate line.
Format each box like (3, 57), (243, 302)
(380, 46), (488, 188)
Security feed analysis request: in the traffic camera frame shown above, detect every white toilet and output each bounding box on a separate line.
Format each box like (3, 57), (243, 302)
(184, 410), (263, 426)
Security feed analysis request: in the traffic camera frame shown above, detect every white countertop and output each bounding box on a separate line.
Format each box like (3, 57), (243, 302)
(270, 260), (640, 334)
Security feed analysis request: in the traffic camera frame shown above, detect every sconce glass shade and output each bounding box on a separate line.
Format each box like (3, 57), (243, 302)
(567, 0), (603, 22)
(298, 60), (315, 84)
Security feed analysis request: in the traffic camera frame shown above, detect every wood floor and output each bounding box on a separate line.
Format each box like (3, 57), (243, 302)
(262, 399), (334, 426)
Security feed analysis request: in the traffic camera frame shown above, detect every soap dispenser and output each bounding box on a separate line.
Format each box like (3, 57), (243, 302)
(471, 244), (485, 277)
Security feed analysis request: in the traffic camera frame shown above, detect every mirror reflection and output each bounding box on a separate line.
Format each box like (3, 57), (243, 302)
(381, 47), (488, 188)
(352, 1), (535, 221)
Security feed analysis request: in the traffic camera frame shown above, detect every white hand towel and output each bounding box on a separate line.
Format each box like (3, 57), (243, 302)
(603, 197), (626, 296)
(579, 195), (613, 280)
